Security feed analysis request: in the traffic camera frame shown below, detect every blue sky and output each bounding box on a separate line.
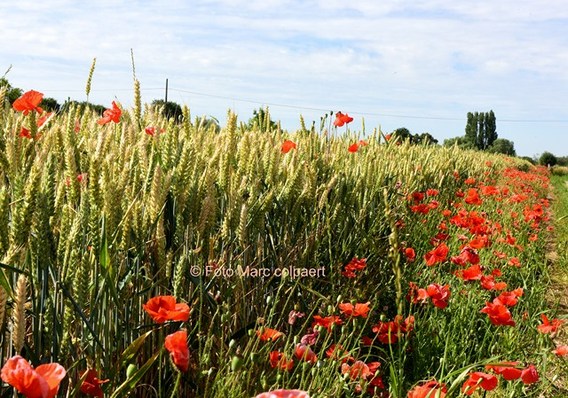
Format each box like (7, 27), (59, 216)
(1, 0), (567, 157)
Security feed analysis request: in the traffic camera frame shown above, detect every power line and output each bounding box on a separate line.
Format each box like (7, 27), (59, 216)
(42, 87), (164, 92)
(40, 85), (568, 124)
(168, 87), (568, 124)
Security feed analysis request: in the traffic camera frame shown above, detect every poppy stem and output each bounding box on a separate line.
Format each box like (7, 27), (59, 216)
(169, 371), (182, 398)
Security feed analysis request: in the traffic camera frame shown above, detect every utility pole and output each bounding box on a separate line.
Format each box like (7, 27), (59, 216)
(165, 78), (168, 103)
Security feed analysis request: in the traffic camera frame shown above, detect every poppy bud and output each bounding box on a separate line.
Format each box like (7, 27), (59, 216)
(231, 356), (243, 372)
(126, 364), (137, 378)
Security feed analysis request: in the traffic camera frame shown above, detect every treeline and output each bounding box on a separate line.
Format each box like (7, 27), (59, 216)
(443, 110), (516, 156)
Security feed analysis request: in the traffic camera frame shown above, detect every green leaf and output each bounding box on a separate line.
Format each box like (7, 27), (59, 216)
(98, 216), (119, 305)
(110, 351), (160, 398)
(0, 265), (13, 297)
(99, 217), (111, 274)
(119, 330), (154, 369)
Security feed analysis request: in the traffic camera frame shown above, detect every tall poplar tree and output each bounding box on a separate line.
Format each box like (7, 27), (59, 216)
(464, 110), (497, 150)
(484, 110), (497, 149)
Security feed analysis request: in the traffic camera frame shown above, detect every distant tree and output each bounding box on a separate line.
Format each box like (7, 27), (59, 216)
(152, 99), (183, 121)
(0, 77), (23, 104)
(557, 156), (568, 166)
(247, 107), (278, 131)
(487, 138), (516, 156)
(485, 110), (498, 148)
(41, 97), (61, 112)
(392, 127), (412, 142)
(61, 100), (106, 115)
(443, 136), (476, 150)
(413, 132), (438, 145)
(539, 151), (557, 167)
(388, 127), (439, 146)
(464, 112), (478, 145)
(464, 110), (497, 150)
(520, 156), (535, 165)
(476, 112), (486, 149)
(195, 115), (221, 133)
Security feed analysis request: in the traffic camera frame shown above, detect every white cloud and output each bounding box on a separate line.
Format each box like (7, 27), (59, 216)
(1, 0), (567, 156)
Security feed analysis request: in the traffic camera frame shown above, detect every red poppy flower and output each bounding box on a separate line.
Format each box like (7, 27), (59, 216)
(537, 314), (564, 335)
(164, 330), (190, 372)
(341, 360), (373, 380)
(348, 142), (360, 153)
(407, 282), (429, 304)
(13, 90), (44, 115)
(456, 264), (483, 281)
(404, 247), (416, 262)
(338, 302), (371, 318)
(372, 315), (413, 344)
(480, 302), (515, 326)
(480, 275), (507, 291)
(269, 351), (294, 371)
(426, 284), (450, 309)
(464, 188), (483, 205)
(494, 291), (520, 307)
(256, 327), (284, 342)
(20, 127), (32, 139)
(294, 344), (317, 363)
(461, 372), (498, 396)
(288, 310), (305, 325)
(411, 204), (431, 214)
(485, 362), (521, 381)
(37, 112), (54, 128)
(97, 101), (122, 125)
(505, 233), (517, 246)
(521, 364), (539, 384)
(312, 315), (342, 331)
(342, 256), (367, 278)
(429, 200), (440, 210)
(281, 139), (297, 153)
(77, 173), (88, 184)
(493, 250), (507, 259)
(424, 243), (449, 266)
(300, 329), (319, 345)
(143, 296), (190, 323)
(80, 369), (109, 397)
(553, 345), (568, 356)
(348, 140), (368, 153)
(333, 111), (354, 127)
(254, 389), (310, 398)
(451, 246), (479, 266)
(407, 380), (447, 398)
(508, 257), (521, 267)
(468, 235), (489, 249)
(145, 126), (157, 136)
(0, 355), (66, 398)
(481, 185), (500, 196)
(409, 192), (425, 202)
(372, 321), (400, 344)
